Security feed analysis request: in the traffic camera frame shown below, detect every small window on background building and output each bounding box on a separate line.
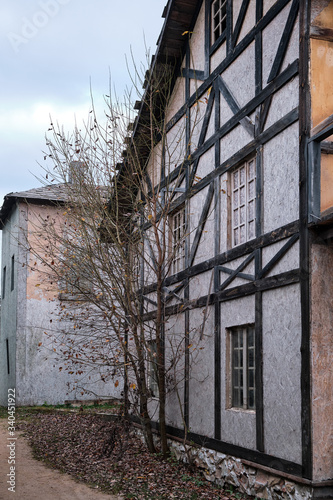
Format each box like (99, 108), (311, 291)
(6, 339), (10, 375)
(11, 255), (14, 291)
(231, 158), (256, 247)
(229, 325), (255, 410)
(212, 0), (227, 44)
(2, 266), (6, 299)
(171, 206), (186, 274)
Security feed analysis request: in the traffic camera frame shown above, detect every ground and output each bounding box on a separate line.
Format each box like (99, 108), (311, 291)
(0, 407), (254, 499)
(0, 416), (122, 500)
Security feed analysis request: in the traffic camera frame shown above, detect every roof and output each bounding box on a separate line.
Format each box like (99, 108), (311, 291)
(0, 183), (69, 230)
(131, 0), (201, 152)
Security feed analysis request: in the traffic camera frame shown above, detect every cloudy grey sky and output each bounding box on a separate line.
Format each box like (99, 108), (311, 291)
(0, 0), (166, 206)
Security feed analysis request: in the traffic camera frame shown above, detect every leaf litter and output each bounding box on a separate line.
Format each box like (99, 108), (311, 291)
(18, 412), (253, 500)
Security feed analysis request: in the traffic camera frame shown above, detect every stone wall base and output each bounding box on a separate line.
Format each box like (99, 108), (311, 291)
(132, 427), (333, 499)
(134, 428), (317, 499)
(168, 440), (312, 499)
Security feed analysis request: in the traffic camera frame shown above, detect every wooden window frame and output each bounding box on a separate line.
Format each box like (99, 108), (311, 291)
(211, 0), (227, 45)
(227, 324), (255, 410)
(230, 158), (256, 247)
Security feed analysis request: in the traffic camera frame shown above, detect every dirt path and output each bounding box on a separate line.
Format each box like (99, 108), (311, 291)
(0, 420), (123, 500)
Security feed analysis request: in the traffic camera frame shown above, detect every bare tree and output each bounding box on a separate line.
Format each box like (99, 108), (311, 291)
(25, 57), (213, 456)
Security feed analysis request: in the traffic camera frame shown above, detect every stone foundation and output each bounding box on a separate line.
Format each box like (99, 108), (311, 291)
(134, 427), (314, 499)
(168, 441), (312, 499)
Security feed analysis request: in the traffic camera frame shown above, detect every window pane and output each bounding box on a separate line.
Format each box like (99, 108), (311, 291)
(240, 186), (245, 205)
(240, 166), (245, 185)
(248, 179), (255, 199)
(231, 159), (256, 248)
(240, 225), (245, 243)
(230, 325), (256, 410)
(233, 228), (238, 245)
(240, 206), (245, 224)
(233, 171), (238, 189)
(248, 388), (255, 409)
(248, 160), (255, 179)
(248, 200), (254, 220)
(248, 221), (255, 240)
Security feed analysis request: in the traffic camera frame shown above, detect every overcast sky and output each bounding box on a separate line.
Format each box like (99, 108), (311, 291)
(0, 0), (166, 207)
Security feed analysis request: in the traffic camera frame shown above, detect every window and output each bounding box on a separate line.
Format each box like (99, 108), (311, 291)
(11, 255), (14, 291)
(212, 0), (227, 44)
(2, 266), (6, 299)
(171, 207), (186, 274)
(231, 158), (256, 247)
(229, 325), (255, 410)
(148, 340), (158, 397)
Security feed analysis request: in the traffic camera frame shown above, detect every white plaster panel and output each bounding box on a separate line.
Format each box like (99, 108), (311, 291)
(190, 270), (214, 302)
(195, 146), (214, 180)
(262, 284), (302, 464)
(262, 2), (292, 87)
(165, 76), (185, 124)
(222, 257), (256, 290)
(191, 188), (215, 266)
(263, 122), (299, 233)
(220, 296), (256, 449)
(262, 238), (299, 277)
(233, 0), (243, 29)
(237, 0), (256, 44)
(165, 314), (185, 429)
(222, 42), (256, 108)
(281, 14), (299, 73)
(220, 93), (235, 128)
(263, 0), (278, 16)
(188, 2), (205, 72)
(146, 140), (163, 188)
(165, 115), (187, 175)
(190, 90), (215, 152)
(211, 42), (227, 72)
(264, 76), (299, 130)
(224, 275), (251, 290)
(220, 254), (255, 273)
(220, 124), (253, 164)
(220, 172), (229, 254)
(189, 307), (215, 438)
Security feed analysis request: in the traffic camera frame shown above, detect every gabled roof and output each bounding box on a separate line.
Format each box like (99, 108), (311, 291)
(0, 184), (69, 230)
(130, 0), (201, 155)
(156, 0), (201, 62)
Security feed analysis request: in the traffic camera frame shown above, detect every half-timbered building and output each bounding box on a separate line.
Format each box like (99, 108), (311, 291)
(131, 0), (333, 497)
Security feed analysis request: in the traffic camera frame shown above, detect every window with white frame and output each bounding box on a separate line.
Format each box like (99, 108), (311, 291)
(171, 206), (186, 274)
(231, 158), (256, 247)
(229, 325), (255, 410)
(211, 0), (227, 44)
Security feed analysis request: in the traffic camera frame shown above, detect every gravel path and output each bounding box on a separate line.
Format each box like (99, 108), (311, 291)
(0, 420), (122, 500)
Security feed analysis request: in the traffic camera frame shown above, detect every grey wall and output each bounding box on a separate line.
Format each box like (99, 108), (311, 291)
(0, 204), (19, 405)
